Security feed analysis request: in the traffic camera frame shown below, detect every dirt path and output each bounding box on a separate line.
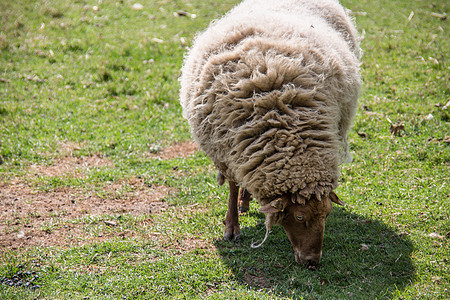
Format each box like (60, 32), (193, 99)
(0, 141), (198, 250)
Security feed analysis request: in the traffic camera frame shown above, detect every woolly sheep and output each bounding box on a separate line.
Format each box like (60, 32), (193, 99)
(179, 0), (361, 268)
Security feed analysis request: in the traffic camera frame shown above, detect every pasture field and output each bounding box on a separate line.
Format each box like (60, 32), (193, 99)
(0, 0), (448, 299)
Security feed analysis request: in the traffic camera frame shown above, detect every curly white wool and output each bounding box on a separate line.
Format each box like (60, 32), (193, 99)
(179, 0), (361, 204)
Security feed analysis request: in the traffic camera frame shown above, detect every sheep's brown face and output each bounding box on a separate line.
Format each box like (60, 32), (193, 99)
(260, 192), (344, 269)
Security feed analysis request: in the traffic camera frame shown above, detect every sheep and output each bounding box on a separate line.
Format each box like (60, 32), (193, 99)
(179, 0), (361, 268)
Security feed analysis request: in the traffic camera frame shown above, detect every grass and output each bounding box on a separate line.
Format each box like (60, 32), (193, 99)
(0, 0), (448, 299)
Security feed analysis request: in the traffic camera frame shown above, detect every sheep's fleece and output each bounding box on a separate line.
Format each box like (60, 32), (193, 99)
(179, 0), (361, 202)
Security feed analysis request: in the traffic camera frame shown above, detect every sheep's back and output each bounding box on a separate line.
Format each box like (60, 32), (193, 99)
(179, 0), (361, 201)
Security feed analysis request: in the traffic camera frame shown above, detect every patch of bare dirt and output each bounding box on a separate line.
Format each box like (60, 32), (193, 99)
(29, 154), (113, 178)
(0, 140), (212, 254)
(167, 236), (216, 253)
(0, 178), (172, 250)
(30, 140), (113, 178)
(243, 271), (271, 289)
(148, 141), (198, 160)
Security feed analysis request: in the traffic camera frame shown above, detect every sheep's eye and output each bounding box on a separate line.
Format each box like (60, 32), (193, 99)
(296, 215), (304, 222)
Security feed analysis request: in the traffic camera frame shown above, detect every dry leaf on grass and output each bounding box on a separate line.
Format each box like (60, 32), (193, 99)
(423, 113), (434, 121)
(428, 232), (444, 240)
(104, 220), (118, 227)
(174, 11), (197, 19)
(442, 100), (450, 110)
(431, 276), (441, 283)
(357, 132), (368, 138)
(430, 12), (447, 20)
(390, 124), (405, 136)
(386, 116), (405, 136)
(152, 37), (164, 44)
(360, 243), (369, 251)
(132, 3), (144, 10)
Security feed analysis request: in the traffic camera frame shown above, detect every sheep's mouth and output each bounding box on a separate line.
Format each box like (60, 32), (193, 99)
(306, 261), (319, 271)
(294, 251), (321, 270)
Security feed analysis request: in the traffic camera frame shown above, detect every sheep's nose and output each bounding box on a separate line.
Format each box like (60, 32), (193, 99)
(306, 259), (319, 270)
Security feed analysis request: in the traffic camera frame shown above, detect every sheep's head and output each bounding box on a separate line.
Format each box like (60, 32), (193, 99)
(258, 192), (344, 269)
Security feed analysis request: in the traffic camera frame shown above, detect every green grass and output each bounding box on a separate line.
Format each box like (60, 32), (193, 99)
(1, 0), (448, 299)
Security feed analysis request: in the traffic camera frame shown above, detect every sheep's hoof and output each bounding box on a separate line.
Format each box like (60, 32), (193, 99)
(224, 227), (240, 241)
(238, 206), (249, 215)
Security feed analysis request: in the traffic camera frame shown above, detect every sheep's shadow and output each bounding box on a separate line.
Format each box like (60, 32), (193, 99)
(214, 207), (414, 298)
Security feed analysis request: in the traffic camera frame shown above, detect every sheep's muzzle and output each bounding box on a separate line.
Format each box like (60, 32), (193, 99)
(259, 192), (344, 268)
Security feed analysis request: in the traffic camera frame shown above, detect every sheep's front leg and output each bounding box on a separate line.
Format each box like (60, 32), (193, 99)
(223, 180), (240, 240)
(238, 188), (252, 214)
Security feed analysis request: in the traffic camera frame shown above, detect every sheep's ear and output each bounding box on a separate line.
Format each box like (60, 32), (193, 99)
(330, 191), (345, 206)
(259, 198), (286, 213)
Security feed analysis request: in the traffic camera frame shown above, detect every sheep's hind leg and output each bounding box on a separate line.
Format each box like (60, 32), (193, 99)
(238, 188), (252, 214)
(224, 181), (240, 241)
